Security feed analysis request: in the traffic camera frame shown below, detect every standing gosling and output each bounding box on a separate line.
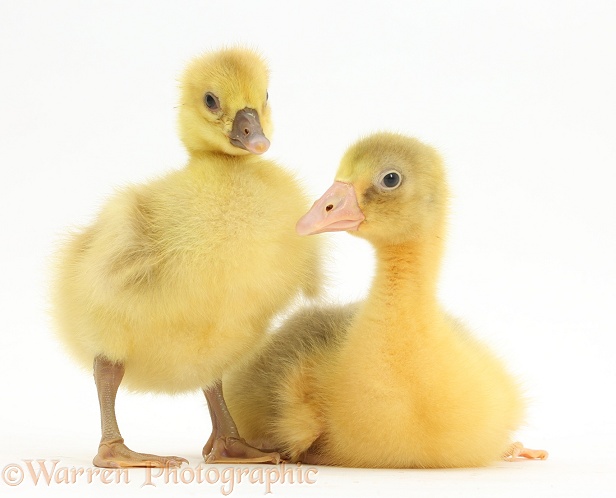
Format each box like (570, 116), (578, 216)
(51, 47), (321, 467)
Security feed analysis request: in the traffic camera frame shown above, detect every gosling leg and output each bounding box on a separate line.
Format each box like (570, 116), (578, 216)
(202, 380), (280, 464)
(92, 355), (187, 468)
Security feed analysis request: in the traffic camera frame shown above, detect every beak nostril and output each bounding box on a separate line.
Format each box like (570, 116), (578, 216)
(325, 204), (334, 212)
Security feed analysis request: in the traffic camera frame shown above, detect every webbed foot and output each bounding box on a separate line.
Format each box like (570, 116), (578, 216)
(504, 441), (548, 461)
(94, 438), (188, 468)
(203, 436), (281, 464)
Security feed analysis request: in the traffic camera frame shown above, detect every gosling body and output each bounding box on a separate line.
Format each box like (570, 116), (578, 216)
(51, 47), (321, 466)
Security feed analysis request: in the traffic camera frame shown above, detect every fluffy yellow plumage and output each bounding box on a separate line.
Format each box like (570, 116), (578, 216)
(225, 132), (546, 468)
(50, 47), (321, 466)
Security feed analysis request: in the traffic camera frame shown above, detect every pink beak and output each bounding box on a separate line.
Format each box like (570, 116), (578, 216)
(296, 181), (365, 236)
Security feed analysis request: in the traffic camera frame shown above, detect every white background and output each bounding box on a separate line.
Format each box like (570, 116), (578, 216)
(1, 1), (615, 496)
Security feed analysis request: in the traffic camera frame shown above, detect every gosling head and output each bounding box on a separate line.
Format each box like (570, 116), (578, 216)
(178, 47), (272, 156)
(297, 132), (448, 246)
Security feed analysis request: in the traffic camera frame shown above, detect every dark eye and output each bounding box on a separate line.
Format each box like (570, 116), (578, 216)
(204, 92), (220, 111)
(380, 170), (401, 189)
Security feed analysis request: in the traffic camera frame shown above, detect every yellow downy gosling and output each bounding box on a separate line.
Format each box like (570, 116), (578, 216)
(51, 47), (321, 467)
(224, 132), (547, 468)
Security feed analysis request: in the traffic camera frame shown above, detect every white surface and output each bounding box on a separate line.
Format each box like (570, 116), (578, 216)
(1, 1), (615, 496)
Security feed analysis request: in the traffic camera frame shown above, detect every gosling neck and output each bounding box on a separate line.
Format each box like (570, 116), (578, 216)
(366, 233), (444, 322)
(186, 149), (256, 172)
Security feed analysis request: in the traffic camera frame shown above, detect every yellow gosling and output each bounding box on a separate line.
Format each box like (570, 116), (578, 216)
(51, 47), (322, 468)
(225, 132), (547, 468)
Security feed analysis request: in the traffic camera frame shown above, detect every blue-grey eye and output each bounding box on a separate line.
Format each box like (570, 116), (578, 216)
(380, 170), (401, 189)
(204, 92), (220, 111)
